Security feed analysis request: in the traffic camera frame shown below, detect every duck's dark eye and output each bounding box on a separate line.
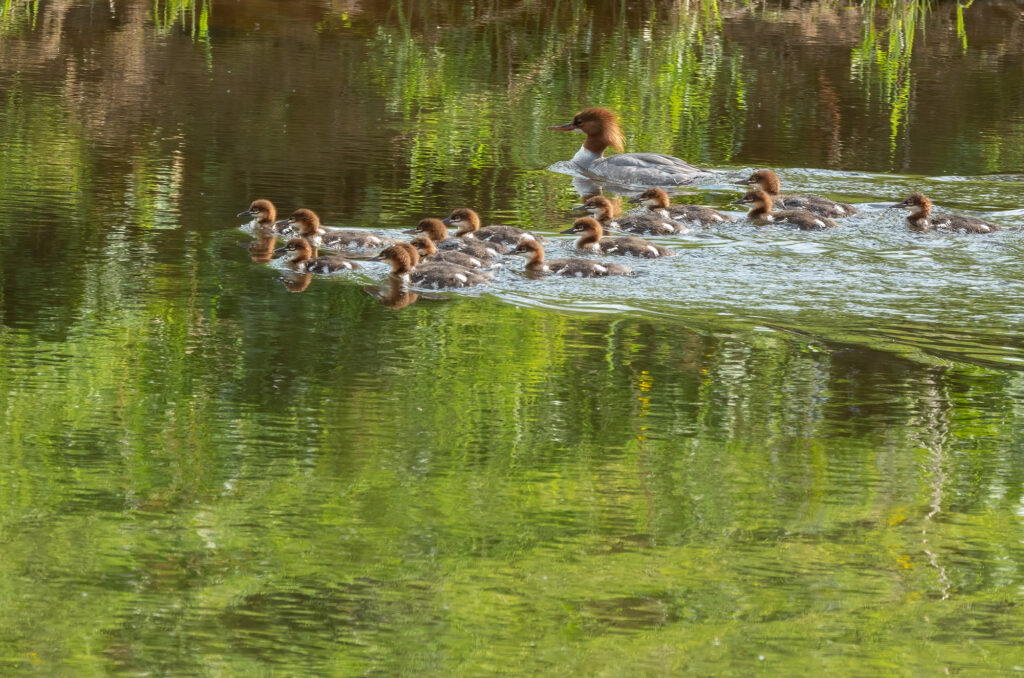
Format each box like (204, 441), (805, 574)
(573, 118), (582, 126)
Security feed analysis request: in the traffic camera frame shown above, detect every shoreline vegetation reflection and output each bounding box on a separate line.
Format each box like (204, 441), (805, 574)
(1, 1), (1024, 675)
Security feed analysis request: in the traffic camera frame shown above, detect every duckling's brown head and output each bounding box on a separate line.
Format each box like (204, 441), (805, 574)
(238, 199), (277, 223)
(580, 195), (616, 219)
(560, 217), (604, 236)
(893, 193), (932, 215)
(374, 242), (420, 276)
(733, 189), (773, 211)
(737, 170), (781, 195)
(275, 237), (314, 261)
(442, 208), (481, 234)
(404, 217), (448, 241)
(513, 238), (544, 256)
(409, 236), (436, 255)
(630, 188), (670, 209)
(282, 208), (321, 237)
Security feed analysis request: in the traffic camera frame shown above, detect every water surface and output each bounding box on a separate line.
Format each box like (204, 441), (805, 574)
(1, 1), (1023, 675)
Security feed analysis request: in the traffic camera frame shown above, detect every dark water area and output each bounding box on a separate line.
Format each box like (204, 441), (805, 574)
(1, 1), (1023, 675)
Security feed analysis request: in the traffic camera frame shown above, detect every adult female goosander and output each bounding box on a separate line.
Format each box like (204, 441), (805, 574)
(580, 195), (682, 235)
(737, 170), (857, 218)
(409, 236), (486, 268)
(373, 242), (493, 289)
(275, 238), (362, 274)
(628, 188), (733, 226)
(442, 208), (542, 246)
(513, 238), (633, 277)
(275, 209), (395, 249)
(237, 199), (278, 231)
(548, 107), (703, 187)
(734, 190), (838, 230)
(403, 218), (505, 260)
(561, 217), (673, 258)
(892, 194), (1000, 233)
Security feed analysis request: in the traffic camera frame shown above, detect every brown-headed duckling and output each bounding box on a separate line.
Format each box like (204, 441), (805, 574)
(561, 217), (673, 258)
(443, 208), (543, 247)
(409, 236), (488, 268)
(373, 242), (493, 289)
(629, 187), (733, 226)
(404, 217), (507, 259)
(513, 238), (634, 277)
(275, 238), (362, 274)
(892, 193), (1000, 233)
(734, 190), (839, 230)
(737, 170), (857, 218)
(275, 208), (395, 249)
(237, 199), (278, 231)
(580, 195), (682, 235)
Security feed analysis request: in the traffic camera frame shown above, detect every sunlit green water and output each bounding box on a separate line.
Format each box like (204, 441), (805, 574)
(1, 1), (1023, 675)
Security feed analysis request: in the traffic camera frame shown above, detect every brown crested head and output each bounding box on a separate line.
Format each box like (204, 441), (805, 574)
(561, 217), (604, 236)
(409, 236), (436, 255)
(581, 195), (617, 218)
(239, 199), (277, 223)
(393, 241), (422, 267)
(634, 187), (670, 208)
(734, 189), (773, 210)
(278, 237), (314, 261)
(443, 208), (481, 234)
(286, 208), (321, 236)
(407, 217), (448, 241)
(738, 170), (781, 195)
(550, 107), (625, 155)
(375, 242), (419, 276)
(894, 193), (931, 213)
(513, 237), (544, 256)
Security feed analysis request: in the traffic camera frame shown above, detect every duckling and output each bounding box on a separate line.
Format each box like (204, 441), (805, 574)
(275, 238), (362, 274)
(404, 217), (506, 260)
(513, 238), (634, 277)
(561, 217), (673, 258)
(409, 236), (487, 268)
(275, 208), (395, 249)
(373, 242), (493, 289)
(892, 193), (1000, 233)
(737, 170), (857, 218)
(443, 208), (543, 246)
(734, 190), (839, 230)
(580, 195), (682, 235)
(628, 188), (733, 226)
(237, 199), (279, 234)
(238, 198), (278, 224)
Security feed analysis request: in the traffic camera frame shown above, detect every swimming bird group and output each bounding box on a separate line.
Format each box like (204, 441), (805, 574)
(237, 107), (1004, 296)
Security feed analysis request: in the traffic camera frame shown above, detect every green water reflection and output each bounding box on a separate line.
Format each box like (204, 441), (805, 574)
(1, 0), (1023, 675)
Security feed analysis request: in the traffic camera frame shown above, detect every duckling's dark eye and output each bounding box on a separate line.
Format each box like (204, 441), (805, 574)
(573, 118), (582, 126)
